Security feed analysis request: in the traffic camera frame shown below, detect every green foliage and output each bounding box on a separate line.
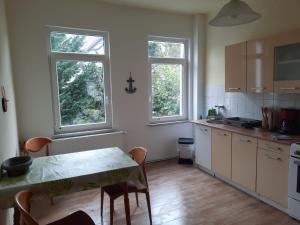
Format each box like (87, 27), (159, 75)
(51, 33), (105, 126)
(50, 34), (183, 126)
(152, 64), (181, 117)
(148, 41), (183, 58)
(149, 41), (182, 118)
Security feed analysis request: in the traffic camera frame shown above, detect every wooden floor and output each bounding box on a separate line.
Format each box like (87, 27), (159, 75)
(31, 160), (300, 225)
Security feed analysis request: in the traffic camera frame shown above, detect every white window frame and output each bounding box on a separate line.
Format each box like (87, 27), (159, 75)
(47, 26), (112, 134)
(148, 36), (189, 123)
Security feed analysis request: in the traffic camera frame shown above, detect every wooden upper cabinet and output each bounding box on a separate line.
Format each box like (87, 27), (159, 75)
(272, 30), (300, 93)
(247, 38), (274, 93)
(225, 42), (247, 92)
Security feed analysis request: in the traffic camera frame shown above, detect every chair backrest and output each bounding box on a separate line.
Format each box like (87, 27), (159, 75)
(24, 137), (52, 156)
(129, 147), (148, 185)
(15, 190), (39, 225)
(129, 147), (147, 165)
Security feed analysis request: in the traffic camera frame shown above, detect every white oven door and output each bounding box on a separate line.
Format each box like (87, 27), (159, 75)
(289, 156), (300, 201)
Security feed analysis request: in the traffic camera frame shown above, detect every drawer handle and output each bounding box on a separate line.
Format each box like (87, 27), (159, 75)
(279, 87), (298, 90)
(265, 144), (282, 152)
(266, 154), (282, 162)
(228, 87), (240, 91)
(240, 139), (251, 143)
(217, 132), (227, 136)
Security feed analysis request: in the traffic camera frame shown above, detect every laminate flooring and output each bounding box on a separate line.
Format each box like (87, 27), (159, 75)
(31, 160), (300, 225)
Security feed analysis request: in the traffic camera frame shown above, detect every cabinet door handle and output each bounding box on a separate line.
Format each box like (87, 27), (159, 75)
(279, 87), (298, 90)
(228, 87), (240, 91)
(240, 139), (251, 143)
(251, 87), (265, 90)
(266, 154), (282, 162)
(217, 132), (227, 136)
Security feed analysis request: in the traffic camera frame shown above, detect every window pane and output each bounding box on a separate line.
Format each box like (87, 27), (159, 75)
(51, 32), (105, 54)
(56, 60), (106, 126)
(148, 41), (184, 58)
(151, 64), (182, 118)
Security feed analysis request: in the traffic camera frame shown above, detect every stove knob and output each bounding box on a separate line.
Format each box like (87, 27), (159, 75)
(295, 150), (300, 156)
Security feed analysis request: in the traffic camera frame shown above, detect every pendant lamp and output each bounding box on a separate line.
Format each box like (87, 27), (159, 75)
(209, 0), (261, 27)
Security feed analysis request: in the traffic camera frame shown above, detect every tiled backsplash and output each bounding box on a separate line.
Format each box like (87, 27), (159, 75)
(204, 84), (300, 123)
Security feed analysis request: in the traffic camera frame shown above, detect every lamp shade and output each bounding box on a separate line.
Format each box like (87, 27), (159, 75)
(209, 0), (261, 27)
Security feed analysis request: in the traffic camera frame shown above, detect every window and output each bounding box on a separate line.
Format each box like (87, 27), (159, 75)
(48, 27), (112, 133)
(148, 37), (188, 123)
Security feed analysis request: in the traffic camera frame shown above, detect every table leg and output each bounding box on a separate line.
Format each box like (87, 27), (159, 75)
(13, 207), (20, 225)
(123, 183), (131, 225)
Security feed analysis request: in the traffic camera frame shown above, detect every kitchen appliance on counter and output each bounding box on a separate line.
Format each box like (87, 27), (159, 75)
(280, 108), (298, 134)
(288, 143), (300, 221)
(223, 117), (261, 129)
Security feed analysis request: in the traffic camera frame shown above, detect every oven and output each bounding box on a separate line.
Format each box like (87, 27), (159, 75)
(288, 143), (300, 220)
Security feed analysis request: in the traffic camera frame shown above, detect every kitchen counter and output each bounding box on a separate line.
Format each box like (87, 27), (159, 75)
(193, 120), (300, 146)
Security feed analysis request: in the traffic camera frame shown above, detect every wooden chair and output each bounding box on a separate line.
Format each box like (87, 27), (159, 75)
(100, 147), (152, 225)
(24, 137), (53, 204)
(14, 190), (96, 225)
(24, 137), (52, 156)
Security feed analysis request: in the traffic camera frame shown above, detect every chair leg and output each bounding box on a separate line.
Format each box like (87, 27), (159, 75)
(135, 192), (139, 207)
(101, 188), (104, 217)
(145, 191), (152, 225)
(50, 197), (54, 205)
(110, 198), (114, 225)
(13, 206), (20, 225)
(123, 183), (131, 225)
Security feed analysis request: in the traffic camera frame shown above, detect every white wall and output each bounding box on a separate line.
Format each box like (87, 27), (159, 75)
(0, 0), (19, 224)
(6, 0), (194, 161)
(204, 0), (300, 119)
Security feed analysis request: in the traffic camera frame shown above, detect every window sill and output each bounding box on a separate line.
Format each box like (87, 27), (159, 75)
(147, 120), (190, 127)
(52, 129), (124, 140)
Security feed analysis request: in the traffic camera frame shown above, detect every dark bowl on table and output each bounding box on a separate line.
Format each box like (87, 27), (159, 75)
(1, 156), (32, 177)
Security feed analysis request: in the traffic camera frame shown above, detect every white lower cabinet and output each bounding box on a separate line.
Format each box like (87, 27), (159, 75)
(194, 125), (212, 170)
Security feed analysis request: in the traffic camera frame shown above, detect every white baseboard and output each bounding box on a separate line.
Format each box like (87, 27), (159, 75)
(196, 164), (215, 176)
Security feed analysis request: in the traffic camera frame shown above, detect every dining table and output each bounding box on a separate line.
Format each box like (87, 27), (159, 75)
(0, 147), (147, 225)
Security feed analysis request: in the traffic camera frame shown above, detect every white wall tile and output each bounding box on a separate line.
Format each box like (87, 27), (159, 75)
(204, 84), (300, 119)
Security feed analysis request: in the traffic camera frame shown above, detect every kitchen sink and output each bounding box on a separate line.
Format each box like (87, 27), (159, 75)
(206, 117), (261, 128)
(223, 117), (261, 128)
(206, 119), (224, 124)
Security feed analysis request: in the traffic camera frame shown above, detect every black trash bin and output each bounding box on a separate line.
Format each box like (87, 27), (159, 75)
(177, 138), (194, 164)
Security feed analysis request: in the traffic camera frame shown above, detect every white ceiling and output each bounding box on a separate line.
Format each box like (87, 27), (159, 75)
(95, 0), (231, 15)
